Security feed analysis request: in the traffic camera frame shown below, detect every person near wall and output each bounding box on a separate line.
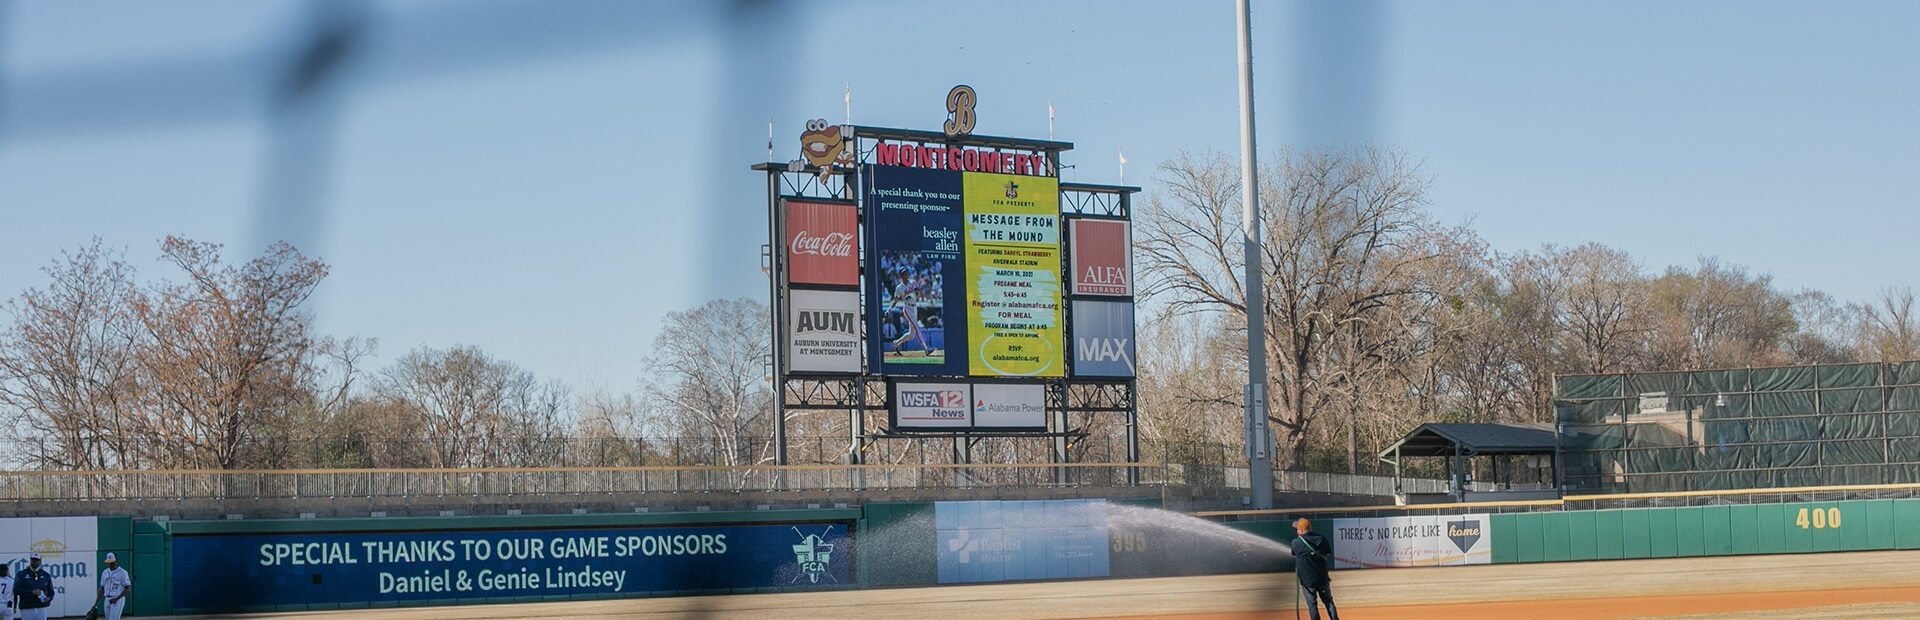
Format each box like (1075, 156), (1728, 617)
(0, 563), (15, 620)
(1291, 518), (1340, 620)
(98, 552), (131, 620)
(14, 554), (52, 620)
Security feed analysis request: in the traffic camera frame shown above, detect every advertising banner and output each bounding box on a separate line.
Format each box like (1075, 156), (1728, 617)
(891, 381), (972, 430)
(784, 199), (860, 287)
(0, 517), (100, 618)
(934, 499), (1110, 584)
(1330, 514), (1491, 569)
(1069, 218), (1131, 297)
(970, 382), (1048, 431)
(963, 171), (1063, 377)
(1070, 300), (1136, 378)
(171, 522), (853, 611)
(788, 289), (861, 373)
(866, 165), (969, 376)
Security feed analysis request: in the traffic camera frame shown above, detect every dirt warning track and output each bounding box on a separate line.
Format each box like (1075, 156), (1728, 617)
(157, 550), (1920, 619)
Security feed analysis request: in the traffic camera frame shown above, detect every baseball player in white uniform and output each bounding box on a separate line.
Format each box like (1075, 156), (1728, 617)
(0, 563), (15, 620)
(99, 553), (130, 620)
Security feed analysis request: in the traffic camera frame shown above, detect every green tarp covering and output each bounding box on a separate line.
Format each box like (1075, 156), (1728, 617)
(1558, 362), (1920, 493)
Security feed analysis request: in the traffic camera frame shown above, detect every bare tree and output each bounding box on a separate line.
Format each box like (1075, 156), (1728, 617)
(376, 345), (570, 468)
(127, 237), (328, 469)
(1784, 290), (1860, 364)
(1546, 243), (1651, 374)
(1139, 147), (1442, 468)
(1135, 307), (1243, 464)
(1646, 257), (1796, 369)
(574, 388), (659, 466)
(0, 240), (143, 470)
(1484, 250), (1571, 424)
(1860, 287), (1920, 361)
(640, 298), (775, 472)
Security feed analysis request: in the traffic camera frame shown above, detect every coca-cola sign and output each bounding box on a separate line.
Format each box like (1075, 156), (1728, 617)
(785, 200), (859, 286)
(791, 230), (854, 258)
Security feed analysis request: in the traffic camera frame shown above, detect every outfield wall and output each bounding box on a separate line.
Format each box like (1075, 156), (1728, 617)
(136, 509), (858, 615)
(74, 494), (1920, 615)
(0, 517), (134, 617)
(1215, 498), (1920, 570)
(1491, 499), (1919, 563)
(117, 497), (1299, 615)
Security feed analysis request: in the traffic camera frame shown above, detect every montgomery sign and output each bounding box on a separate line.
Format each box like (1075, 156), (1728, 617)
(871, 142), (1055, 177)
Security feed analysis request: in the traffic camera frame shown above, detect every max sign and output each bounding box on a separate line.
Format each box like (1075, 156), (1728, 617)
(1071, 300), (1135, 378)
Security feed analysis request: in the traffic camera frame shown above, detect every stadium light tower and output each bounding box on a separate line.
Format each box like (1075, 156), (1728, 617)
(1235, 0), (1275, 509)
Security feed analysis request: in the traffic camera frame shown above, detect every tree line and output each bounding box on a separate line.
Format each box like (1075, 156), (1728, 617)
(0, 238), (791, 471)
(3, 145), (1913, 474)
(1136, 147), (1919, 474)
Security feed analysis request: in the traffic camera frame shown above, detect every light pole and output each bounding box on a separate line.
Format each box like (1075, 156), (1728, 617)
(1235, 0), (1275, 510)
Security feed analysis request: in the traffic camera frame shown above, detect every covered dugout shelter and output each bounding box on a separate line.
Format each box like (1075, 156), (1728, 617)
(1379, 422), (1560, 504)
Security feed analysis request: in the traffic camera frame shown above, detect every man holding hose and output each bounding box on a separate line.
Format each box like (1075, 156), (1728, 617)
(1291, 518), (1339, 620)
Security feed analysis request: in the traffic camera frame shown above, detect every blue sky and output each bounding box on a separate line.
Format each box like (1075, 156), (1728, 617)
(2, 0), (1916, 390)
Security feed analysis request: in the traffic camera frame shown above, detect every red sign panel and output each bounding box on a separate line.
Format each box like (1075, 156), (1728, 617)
(1070, 218), (1131, 297)
(786, 200), (859, 286)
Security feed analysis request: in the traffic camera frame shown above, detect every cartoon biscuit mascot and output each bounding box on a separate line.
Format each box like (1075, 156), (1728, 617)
(799, 119), (853, 180)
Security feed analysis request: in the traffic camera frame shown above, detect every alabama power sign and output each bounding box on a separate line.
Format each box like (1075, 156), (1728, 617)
(785, 200), (859, 287)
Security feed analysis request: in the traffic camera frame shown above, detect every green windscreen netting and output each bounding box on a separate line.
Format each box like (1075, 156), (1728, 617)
(1554, 362), (1920, 493)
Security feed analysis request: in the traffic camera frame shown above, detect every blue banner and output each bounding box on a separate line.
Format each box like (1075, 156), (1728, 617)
(171, 522), (852, 611)
(865, 164), (969, 376)
(934, 499), (1109, 584)
(1070, 300), (1136, 377)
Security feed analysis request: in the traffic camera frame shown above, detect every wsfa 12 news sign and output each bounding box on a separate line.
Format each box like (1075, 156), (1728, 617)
(892, 382), (971, 430)
(891, 381), (1046, 432)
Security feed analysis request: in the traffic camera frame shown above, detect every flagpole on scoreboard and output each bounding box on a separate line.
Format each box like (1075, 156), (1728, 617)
(1235, 0), (1275, 510)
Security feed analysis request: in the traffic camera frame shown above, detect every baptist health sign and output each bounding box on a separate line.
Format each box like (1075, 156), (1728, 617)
(0, 517), (100, 617)
(1330, 514), (1491, 569)
(935, 500), (1110, 584)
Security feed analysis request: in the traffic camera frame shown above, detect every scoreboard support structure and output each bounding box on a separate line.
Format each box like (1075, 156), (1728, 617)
(756, 123), (1141, 486)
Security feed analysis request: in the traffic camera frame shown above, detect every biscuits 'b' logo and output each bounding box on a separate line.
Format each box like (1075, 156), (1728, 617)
(944, 85), (977, 137)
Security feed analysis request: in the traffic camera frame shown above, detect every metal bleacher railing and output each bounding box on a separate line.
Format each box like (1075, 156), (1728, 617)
(1195, 480), (1920, 519)
(0, 463), (1473, 505)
